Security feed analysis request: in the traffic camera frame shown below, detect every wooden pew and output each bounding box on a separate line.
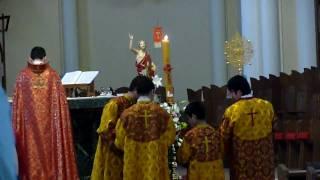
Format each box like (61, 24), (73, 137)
(202, 86), (215, 126)
(187, 67), (320, 171)
(155, 86), (166, 103)
(187, 88), (202, 102)
(277, 163), (320, 180)
(210, 85), (233, 127)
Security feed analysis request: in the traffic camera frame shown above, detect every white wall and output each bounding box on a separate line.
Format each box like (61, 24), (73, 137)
(225, 0), (242, 78)
(279, 0), (299, 74)
(0, 0), (63, 95)
(1, 0), (316, 98)
(78, 0), (213, 101)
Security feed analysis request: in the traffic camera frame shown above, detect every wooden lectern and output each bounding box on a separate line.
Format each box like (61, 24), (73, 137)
(61, 71), (98, 97)
(64, 82), (95, 97)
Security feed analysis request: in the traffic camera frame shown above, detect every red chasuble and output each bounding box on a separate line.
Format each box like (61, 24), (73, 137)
(12, 61), (78, 180)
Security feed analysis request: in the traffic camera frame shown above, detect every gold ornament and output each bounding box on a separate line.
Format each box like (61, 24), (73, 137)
(224, 32), (253, 74)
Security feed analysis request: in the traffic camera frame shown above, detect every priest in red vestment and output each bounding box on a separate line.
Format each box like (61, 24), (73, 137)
(12, 47), (79, 179)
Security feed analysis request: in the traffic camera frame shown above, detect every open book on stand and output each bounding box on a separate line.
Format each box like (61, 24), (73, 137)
(61, 71), (99, 97)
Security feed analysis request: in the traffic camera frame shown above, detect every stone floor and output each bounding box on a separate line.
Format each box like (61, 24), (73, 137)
(177, 167), (278, 180)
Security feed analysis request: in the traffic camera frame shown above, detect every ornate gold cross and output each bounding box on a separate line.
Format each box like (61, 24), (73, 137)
(138, 110), (154, 128)
(32, 75), (46, 89)
(224, 32), (253, 74)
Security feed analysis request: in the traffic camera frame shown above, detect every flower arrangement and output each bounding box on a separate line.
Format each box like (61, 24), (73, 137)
(160, 101), (188, 180)
(153, 74), (188, 179)
(153, 74), (188, 141)
(159, 101), (188, 131)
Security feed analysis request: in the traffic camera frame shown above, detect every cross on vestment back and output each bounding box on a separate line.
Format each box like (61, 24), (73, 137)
(246, 108), (258, 127)
(204, 137), (209, 153)
(138, 110), (155, 128)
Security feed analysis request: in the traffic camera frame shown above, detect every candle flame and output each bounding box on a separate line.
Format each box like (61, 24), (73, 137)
(163, 35), (169, 41)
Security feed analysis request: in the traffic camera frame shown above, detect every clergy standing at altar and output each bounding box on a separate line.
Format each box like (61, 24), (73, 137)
(12, 47), (78, 179)
(220, 75), (275, 180)
(91, 76), (141, 180)
(115, 76), (176, 180)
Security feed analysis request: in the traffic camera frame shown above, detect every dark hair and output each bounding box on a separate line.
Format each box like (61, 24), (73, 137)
(184, 101), (206, 120)
(129, 76), (140, 91)
(129, 75), (155, 95)
(30, 46), (46, 60)
(227, 75), (251, 95)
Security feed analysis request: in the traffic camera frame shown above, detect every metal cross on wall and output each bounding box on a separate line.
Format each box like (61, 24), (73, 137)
(0, 14), (10, 91)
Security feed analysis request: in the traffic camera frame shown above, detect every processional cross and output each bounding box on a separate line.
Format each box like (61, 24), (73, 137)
(0, 14), (10, 90)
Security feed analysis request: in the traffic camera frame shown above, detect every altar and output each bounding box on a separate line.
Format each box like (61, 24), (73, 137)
(5, 32), (179, 179)
(67, 96), (111, 178)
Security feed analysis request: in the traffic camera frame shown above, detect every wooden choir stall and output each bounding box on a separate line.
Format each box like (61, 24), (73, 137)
(187, 67), (320, 180)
